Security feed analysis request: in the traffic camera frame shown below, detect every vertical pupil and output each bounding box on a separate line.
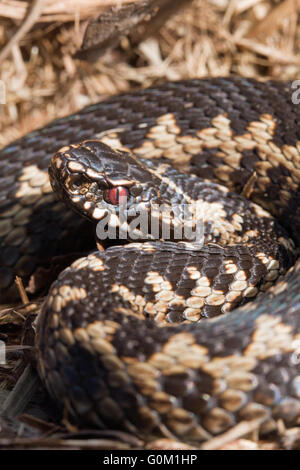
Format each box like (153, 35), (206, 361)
(112, 188), (119, 204)
(106, 186), (128, 204)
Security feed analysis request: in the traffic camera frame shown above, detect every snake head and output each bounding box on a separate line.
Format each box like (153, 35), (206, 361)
(49, 140), (161, 231)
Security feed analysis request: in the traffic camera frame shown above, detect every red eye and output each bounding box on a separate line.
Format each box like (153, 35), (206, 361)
(103, 186), (128, 205)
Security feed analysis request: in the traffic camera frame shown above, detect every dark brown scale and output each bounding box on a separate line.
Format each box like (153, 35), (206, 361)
(0, 77), (299, 442)
(36, 246), (300, 438)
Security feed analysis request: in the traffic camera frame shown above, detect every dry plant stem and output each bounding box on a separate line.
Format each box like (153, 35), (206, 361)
(0, 365), (40, 420)
(15, 276), (29, 305)
(234, 37), (300, 64)
(146, 438), (197, 450)
(246, 0), (300, 39)
(199, 417), (267, 450)
(0, 435), (137, 449)
(0, 0), (45, 64)
(0, 0), (135, 22)
(18, 413), (62, 433)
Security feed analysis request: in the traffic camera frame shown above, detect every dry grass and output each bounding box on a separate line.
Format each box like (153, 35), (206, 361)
(1, 0), (300, 148)
(0, 0), (300, 450)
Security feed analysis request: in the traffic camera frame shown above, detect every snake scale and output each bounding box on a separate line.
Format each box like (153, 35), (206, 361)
(0, 77), (300, 442)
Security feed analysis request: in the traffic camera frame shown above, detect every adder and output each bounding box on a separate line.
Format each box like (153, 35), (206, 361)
(0, 77), (300, 442)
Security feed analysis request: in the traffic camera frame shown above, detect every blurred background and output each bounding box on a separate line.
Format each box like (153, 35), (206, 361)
(0, 0), (299, 149)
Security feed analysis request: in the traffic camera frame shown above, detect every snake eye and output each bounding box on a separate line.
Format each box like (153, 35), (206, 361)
(103, 186), (129, 205)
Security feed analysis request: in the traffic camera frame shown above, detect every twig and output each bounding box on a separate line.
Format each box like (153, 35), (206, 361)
(200, 418), (267, 450)
(15, 276), (29, 305)
(0, 365), (40, 420)
(0, 0), (45, 64)
(234, 37), (300, 64)
(245, 0), (300, 39)
(0, 435), (137, 450)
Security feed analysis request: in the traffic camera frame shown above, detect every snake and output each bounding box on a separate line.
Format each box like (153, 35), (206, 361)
(0, 77), (300, 442)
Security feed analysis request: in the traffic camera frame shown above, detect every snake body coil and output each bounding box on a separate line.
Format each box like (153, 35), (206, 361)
(0, 77), (300, 442)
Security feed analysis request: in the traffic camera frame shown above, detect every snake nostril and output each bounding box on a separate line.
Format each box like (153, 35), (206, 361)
(68, 174), (89, 194)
